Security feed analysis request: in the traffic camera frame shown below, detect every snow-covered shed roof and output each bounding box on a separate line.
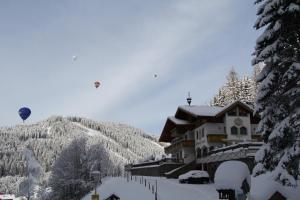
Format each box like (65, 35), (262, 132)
(168, 116), (191, 125)
(214, 161), (250, 193)
(159, 116), (194, 142)
(249, 173), (300, 200)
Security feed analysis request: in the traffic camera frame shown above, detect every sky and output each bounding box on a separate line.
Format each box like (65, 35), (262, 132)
(0, 0), (261, 135)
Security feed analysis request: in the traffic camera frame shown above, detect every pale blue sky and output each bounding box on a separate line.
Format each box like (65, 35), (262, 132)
(0, 0), (259, 134)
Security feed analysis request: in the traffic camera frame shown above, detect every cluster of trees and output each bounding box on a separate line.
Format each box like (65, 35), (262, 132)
(210, 64), (262, 107)
(48, 138), (113, 200)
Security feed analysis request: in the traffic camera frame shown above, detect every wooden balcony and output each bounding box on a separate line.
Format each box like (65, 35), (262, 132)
(165, 139), (194, 154)
(207, 134), (227, 143)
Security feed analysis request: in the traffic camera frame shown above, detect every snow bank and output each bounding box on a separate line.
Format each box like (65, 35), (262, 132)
(249, 173), (300, 200)
(82, 176), (218, 200)
(81, 177), (153, 200)
(214, 161), (250, 193)
(0, 194), (15, 199)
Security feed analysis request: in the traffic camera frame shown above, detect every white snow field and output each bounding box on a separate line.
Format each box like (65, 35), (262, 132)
(82, 176), (218, 200)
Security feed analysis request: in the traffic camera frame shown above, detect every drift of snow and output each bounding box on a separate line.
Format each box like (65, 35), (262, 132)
(249, 173), (300, 200)
(214, 161), (250, 193)
(82, 176), (218, 200)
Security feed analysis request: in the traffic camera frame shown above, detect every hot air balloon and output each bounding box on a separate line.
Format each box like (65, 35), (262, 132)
(72, 56), (77, 61)
(18, 107), (31, 122)
(94, 81), (100, 89)
(154, 74), (158, 78)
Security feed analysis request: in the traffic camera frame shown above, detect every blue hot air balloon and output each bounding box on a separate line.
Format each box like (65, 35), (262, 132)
(18, 107), (31, 122)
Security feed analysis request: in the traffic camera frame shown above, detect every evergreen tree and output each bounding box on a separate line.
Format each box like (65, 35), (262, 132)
(252, 0), (300, 186)
(210, 67), (259, 107)
(226, 68), (240, 101)
(49, 138), (92, 200)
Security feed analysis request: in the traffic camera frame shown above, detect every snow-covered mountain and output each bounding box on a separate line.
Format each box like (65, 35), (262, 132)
(0, 116), (164, 194)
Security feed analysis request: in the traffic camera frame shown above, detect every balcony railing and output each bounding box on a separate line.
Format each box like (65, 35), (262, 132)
(165, 139), (194, 154)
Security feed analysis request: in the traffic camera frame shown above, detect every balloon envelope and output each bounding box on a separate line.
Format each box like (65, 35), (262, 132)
(18, 107), (31, 121)
(94, 81), (100, 88)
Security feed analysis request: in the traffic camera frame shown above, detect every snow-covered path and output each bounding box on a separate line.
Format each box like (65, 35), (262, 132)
(82, 176), (218, 200)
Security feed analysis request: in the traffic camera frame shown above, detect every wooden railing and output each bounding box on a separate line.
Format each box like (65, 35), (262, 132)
(165, 140), (194, 154)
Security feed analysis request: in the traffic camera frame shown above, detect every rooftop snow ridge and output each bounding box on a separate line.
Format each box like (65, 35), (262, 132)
(179, 105), (223, 117)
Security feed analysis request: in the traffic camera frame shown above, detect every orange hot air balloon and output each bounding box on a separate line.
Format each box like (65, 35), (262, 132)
(94, 81), (100, 89)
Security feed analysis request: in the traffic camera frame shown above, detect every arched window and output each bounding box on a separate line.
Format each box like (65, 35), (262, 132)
(196, 148), (201, 158)
(231, 126), (238, 135)
(240, 127), (247, 135)
(202, 147), (208, 157)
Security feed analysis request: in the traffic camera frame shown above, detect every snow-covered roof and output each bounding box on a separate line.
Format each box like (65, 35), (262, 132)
(178, 101), (253, 118)
(214, 161), (250, 193)
(249, 173), (300, 200)
(168, 116), (191, 125)
(178, 105), (223, 117)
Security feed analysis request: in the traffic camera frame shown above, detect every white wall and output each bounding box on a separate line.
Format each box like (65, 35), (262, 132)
(194, 123), (225, 151)
(182, 147), (195, 163)
(225, 114), (251, 141)
(251, 124), (258, 135)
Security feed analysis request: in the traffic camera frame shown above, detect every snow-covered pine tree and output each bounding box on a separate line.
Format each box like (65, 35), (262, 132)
(252, 63), (264, 96)
(252, 0), (300, 186)
(211, 86), (228, 107)
(240, 76), (254, 105)
(210, 68), (258, 106)
(226, 68), (240, 102)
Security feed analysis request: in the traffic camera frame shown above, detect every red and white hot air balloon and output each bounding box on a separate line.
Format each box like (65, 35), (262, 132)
(94, 81), (100, 89)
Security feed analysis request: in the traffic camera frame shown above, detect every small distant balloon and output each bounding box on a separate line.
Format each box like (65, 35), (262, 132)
(72, 56), (77, 61)
(94, 81), (100, 89)
(154, 74), (158, 78)
(18, 107), (31, 122)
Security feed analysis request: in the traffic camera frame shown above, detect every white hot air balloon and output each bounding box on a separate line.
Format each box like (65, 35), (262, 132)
(72, 56), (77, 61)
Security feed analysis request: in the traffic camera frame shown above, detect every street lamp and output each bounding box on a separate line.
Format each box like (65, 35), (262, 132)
(187, 92), (192, 106)
(91, 171), (101, 200)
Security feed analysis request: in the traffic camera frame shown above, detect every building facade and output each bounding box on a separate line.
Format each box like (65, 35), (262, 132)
(159, 101), (261, 167)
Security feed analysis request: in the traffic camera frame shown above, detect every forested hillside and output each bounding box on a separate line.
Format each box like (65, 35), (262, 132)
(0, 116), (164, 195)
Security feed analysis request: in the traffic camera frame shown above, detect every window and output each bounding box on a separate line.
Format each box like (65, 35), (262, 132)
(231, 126), (238, 135)
(196, 148), (201, 158)
(185, 135), (188, 140)
(240, 127), (247, 135)
(202, 147), (208, 157)
(202, 128), (204, 138)
(228, 108), (237, 116)
(196, 131), (198, 140)
(238, 107), (248, 116)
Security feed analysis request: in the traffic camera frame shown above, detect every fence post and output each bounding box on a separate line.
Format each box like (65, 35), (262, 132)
(155, 180), (158, 200)
(152, 185), (154, 194)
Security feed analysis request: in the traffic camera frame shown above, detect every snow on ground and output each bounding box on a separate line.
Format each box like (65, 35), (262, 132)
(249, 173), (300, 200)
(214, 161), (250, 193)
(82, 176), (218, 200)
